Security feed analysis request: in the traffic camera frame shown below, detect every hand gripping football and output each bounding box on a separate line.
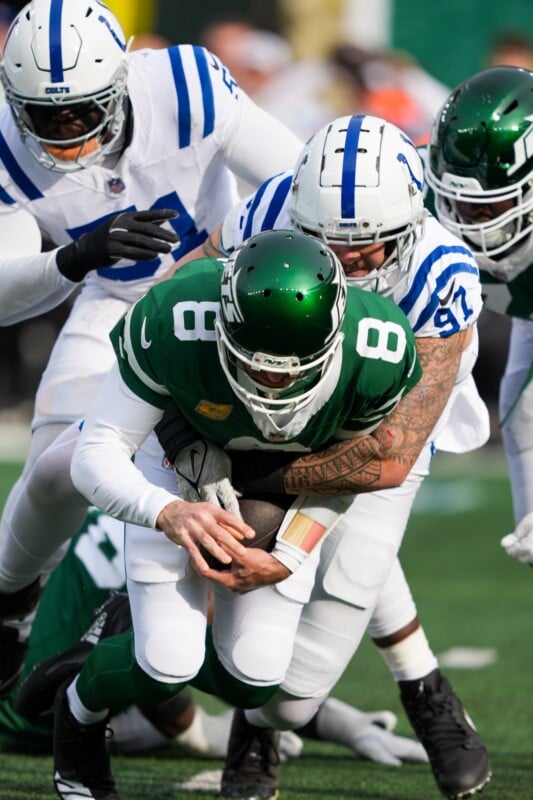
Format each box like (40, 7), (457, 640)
(202, 493), (293, 570)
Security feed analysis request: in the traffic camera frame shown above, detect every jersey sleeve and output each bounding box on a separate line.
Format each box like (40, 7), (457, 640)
(109, 291), (171, 410)
(0, 206), (76, 325)
(398, 216), (483, 338)
(220, 171), (294, 252)
(196, 47), (303, 186)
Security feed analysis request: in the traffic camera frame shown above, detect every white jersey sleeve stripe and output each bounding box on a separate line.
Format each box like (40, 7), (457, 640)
(0, 131), (43, 200)
(260, 174), (293, 232)
(400, 244), (477, 315)
(242, 172), (291, 239)
(408, 262), (479, 333)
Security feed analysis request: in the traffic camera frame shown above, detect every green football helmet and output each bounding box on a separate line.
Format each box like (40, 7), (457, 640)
(216, 229), (346, 419)
(427, 66), (533, 280)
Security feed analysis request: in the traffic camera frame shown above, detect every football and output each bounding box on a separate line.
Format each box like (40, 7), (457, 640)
(201, 493), (293, 570)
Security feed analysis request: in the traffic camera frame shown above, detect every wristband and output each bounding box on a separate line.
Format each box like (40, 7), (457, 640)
(273, 495), (352, 572)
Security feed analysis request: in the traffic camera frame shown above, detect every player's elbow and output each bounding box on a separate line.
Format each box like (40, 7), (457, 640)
(379, 459), (412, 489)
(70, 439), (100, 502)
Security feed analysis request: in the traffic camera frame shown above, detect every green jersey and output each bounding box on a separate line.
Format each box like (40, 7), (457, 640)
(480, 266), (533, 320)
(0, 511), (125, 752)
(110, 258), (422, 450)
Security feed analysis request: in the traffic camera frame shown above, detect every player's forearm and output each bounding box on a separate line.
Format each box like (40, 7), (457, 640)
(71, 368), (176, 528)
(72, 436), (176, 528)
(283, 433), (405, 495)
(0, 250), (75, 325)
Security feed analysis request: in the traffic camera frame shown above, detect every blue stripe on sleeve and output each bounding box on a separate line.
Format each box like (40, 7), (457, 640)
(341, 116), (363, 218)
(168, 47), (191, 148)
(399, 245), (475, 316)
(193, 47), (215, 137)
(49, 0), (64, 83)
(0, 184), (16, 204)
(0, 133), (43, 200)
(408, 262), (479, 333)
(243, 177), (277, 239)
(261, 174), (292, 231)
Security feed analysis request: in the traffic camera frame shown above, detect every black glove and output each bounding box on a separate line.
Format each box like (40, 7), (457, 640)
(56, 209), (179, 282)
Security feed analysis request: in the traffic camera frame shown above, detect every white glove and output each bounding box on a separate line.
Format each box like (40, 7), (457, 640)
(279, 730), (304, 762)
(351, 721), (429, 766)
(314, 698), (428, 767)
(501, 511), (533, 564)
(174, 439), (241, 517)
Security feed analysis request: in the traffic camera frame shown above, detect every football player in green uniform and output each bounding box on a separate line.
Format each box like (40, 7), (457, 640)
(426, 65), (533, 564)
(8, 508), (424, 766)
(48, 228), (421, 799)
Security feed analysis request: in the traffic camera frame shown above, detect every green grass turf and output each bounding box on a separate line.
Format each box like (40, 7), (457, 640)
(0, 451), (530, 799)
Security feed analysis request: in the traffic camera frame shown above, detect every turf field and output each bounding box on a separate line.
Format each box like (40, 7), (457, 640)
(0, 449), (530, 800)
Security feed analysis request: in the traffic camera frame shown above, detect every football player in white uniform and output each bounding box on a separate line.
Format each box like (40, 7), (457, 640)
(425, 65), (533, 567)
(0, 0), (303, 692)
(169, 115), (492, 800)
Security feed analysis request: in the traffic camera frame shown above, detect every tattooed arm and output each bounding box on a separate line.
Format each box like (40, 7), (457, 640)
(284, 327), (473, 494)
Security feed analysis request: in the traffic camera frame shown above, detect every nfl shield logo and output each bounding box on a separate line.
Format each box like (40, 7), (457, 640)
(107, 177), (125, 195)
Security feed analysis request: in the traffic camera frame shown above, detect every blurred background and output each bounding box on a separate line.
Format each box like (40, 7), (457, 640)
(1, 0), (531, 448)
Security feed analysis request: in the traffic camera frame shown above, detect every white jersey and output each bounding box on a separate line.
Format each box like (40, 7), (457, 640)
(0, 46), (303, 306)
(220, 170), (490, 453)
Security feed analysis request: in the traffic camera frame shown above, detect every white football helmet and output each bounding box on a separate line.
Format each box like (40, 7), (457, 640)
(0, 0), (130, 172)
(290, 114), (427, 295)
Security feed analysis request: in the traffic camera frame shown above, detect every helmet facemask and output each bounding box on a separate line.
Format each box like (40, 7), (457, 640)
(4, 65), (129, 172)
(216, 320), (344, 417)
(431, 173), (533, 276)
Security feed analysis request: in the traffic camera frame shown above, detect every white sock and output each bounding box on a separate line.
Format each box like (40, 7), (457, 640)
(66, 678), (109, 725)
(376, 626), (439, 682)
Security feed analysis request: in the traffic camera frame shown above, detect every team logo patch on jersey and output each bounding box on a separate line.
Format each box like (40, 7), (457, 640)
(106, 177), (126, 195)
(195, 400), (233, 420)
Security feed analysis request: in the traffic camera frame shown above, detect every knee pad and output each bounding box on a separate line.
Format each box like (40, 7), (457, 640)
(138, 628), (205, 684)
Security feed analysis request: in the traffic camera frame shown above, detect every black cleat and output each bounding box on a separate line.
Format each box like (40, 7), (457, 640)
(53, 679), (119, 800)
(0, 624), (29, 697)
(221, 709), (280, 800)
(16, 592), (131, 718)
(0, 577), (42, 622)
(400, 669), (491, 799)
(0, 577), (42, 698)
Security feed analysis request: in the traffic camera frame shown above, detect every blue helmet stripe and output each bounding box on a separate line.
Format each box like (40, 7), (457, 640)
(193, 47), (215, 137)
(341, 115), (363, 219)
(0, 132), (43, 199)
(168, 47), (191, 148)
(49, 0), (64, 83)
